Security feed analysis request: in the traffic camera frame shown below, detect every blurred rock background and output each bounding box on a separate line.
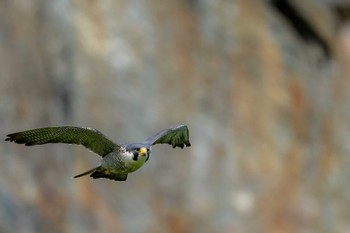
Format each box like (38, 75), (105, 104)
(1, 0), (350, 232)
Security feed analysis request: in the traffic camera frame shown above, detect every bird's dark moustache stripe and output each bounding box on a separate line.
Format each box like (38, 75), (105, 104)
(132, 152), (138, 161)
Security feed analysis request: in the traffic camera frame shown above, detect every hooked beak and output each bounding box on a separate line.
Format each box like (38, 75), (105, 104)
(139, 147), (147, 156)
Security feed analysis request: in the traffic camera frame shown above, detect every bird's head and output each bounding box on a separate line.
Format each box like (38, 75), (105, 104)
(125, 143), (151, 162)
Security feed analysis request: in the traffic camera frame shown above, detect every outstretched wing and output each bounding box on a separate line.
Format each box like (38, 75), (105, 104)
(5, 126), (120, 157)
(144, 125), (191, 148)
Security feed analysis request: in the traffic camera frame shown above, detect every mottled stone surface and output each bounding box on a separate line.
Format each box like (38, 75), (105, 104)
(1, 1), (349, 232)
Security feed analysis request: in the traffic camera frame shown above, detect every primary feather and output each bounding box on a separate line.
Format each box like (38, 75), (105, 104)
(145, 125), (191, 148)
(5, 126), (119, 157)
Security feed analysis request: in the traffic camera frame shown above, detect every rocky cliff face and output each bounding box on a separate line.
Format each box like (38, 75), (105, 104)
(1, 1), (349, 232)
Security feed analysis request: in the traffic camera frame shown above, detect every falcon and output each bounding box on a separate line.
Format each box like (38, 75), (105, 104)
(5, 125), (190, 181)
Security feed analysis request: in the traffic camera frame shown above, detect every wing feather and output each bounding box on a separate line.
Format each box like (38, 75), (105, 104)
(145, 125), (191, 148)
(5, 126), (119, 157)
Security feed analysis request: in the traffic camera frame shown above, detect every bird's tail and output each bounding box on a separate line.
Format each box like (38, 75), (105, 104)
(73, 166), (128, 181)
(73, 166), (100, 179)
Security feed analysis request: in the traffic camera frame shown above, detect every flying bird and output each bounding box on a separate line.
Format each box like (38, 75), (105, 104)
(5, 125), (190, 181)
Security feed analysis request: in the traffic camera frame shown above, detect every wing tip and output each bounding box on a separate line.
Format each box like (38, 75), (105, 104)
(5, 133), (15, 141)
(5, 134), (18, 143)
(5, 133), (37, 146)
(173, 140), (191, 149)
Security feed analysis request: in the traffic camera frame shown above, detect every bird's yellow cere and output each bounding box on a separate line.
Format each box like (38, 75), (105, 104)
(139, 147), (147, 155)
